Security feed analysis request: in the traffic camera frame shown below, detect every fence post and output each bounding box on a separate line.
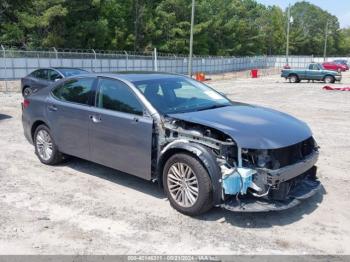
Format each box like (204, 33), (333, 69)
(124, 51), (129, 71)
(53, 47), (58, 59)
(1, 45), (8, 92)
(92, 49), (97, 72)
(153, 48), (158, 72)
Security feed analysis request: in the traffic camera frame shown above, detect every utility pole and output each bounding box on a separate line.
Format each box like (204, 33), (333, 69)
(1, 45), (8, 92)
(188, 0), (195, 77)
(285, 3), (291, 66)
(324, 20), (329, 62)
(134, 0), (139, 52)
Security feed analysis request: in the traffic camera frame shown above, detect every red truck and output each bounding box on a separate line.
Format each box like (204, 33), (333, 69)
(322, 61), (348, 72)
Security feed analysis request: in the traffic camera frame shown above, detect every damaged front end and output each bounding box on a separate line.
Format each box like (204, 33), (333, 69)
(220, 137), (321, 212)
(160, 117), (321, 212)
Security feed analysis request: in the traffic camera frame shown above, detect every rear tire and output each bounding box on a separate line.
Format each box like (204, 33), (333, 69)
(34, 125), (63, 165)
(324, 75), (335, 84)
(22, 87), (32, 97)
(289, 74), (299, 83)
(163, 153), (213, 216)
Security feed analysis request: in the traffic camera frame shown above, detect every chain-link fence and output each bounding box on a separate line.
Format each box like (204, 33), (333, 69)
(1, 46), (349, 81)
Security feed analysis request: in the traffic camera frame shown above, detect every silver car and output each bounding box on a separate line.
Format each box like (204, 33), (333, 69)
(22, 72), (321, 216)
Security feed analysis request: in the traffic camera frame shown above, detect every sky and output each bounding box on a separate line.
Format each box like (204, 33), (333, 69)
(257, 0), (350, 28)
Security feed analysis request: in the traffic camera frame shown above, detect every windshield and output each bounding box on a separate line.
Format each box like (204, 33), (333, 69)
(58, 68), (88, 77)
(132, 76), (231, 114)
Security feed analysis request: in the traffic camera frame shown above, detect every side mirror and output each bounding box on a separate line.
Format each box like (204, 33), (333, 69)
(54, 78), (61, 82)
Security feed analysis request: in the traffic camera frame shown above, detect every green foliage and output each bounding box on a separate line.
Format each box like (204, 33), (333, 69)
(0, 0), (349, 55)
(289, 1), (342, 56)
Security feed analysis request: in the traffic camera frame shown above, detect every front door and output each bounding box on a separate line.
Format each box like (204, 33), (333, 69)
(89, 77), (153, 180)
(308, 64), (322, 80)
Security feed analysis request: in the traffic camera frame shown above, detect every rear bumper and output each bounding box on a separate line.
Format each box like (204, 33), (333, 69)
(21, 110), (33, 145)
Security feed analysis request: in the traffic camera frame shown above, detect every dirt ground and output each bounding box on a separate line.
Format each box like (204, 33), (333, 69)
(0, 72), (350, 255)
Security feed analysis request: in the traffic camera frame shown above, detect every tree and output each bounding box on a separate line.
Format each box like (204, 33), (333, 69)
(1, 0), (349, 56)
(289, 1), (341, 56)
(338, 28), (350, 55)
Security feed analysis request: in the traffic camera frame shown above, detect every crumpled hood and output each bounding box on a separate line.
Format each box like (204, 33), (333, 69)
(168, 103), (312, 149)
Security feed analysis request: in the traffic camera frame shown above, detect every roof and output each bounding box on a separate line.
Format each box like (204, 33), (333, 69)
(52, 67), (88, 71)
(79, 71), (186, 82)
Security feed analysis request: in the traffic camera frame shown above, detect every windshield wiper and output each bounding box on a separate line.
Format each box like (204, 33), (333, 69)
(194, 104), (230, 112)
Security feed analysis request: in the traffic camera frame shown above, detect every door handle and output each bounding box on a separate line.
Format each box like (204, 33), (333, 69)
(132, 117), (139, 123)
(48, 105), (58, 112)
(90, 115), (102, 123)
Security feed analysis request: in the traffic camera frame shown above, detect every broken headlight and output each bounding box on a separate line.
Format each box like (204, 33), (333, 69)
(242, 149), (276, 169)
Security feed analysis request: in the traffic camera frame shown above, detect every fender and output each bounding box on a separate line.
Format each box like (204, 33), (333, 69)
(158, 140), (222, 206)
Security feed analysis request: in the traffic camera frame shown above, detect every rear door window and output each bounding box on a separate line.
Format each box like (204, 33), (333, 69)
(35, 69), (49, 80)
(30, 69), (47, 79)
(52, 78), (95, 105)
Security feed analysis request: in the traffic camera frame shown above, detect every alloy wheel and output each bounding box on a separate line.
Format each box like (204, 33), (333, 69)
(23, 88), (32, 97)
(36, 129), (53, 161)
(167, 162), (199, 207)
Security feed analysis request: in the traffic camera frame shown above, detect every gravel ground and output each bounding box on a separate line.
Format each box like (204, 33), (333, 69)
(0, 72), (349, 255)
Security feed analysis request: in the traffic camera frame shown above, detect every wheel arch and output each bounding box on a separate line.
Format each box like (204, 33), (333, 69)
(22, 85), (30, 95)
(31, 120), (50, 141)
(288, 73), (299, 79)
(323, 74), (335, 81)
(157, 141), (222, 205)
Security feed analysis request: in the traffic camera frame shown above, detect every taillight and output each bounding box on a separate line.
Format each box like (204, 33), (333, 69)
(23, 99), (30, 109)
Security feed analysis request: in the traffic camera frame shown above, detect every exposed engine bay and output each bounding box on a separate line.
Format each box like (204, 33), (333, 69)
(157, 117), (321, 212)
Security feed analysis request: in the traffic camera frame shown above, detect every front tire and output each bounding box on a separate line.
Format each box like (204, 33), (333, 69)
(163, 153), (213, 216)
(324, 75), (335, 84)
(34, 125), (63, 165)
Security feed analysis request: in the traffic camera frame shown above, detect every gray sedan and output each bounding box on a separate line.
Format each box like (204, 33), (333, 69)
(22, 72), (321, 216)
(21, 67), (88, 97)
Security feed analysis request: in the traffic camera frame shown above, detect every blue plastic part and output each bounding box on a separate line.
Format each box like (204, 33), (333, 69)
(222, 168), (254, 195)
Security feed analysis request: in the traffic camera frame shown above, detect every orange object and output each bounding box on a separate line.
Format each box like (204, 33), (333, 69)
(251, 69), (258, 78)
(195, 72), (206, 81)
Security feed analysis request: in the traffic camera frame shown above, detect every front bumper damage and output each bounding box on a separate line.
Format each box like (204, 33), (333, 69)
(220, 150), (321, 212)
(160, 117), (321, 212)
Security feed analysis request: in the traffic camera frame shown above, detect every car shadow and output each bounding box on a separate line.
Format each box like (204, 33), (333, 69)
(62, 156), (164, 199)
(198, 186), (325, 228)
(0, 114), (12, 121)
(281, 81), (339, 85)
(62, 156), (325, 227)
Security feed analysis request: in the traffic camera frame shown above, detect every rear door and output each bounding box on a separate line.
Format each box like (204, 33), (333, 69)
(89, 77), (153, 180)
(46, 77), (96, 159)
(31, 69), (51, 90)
